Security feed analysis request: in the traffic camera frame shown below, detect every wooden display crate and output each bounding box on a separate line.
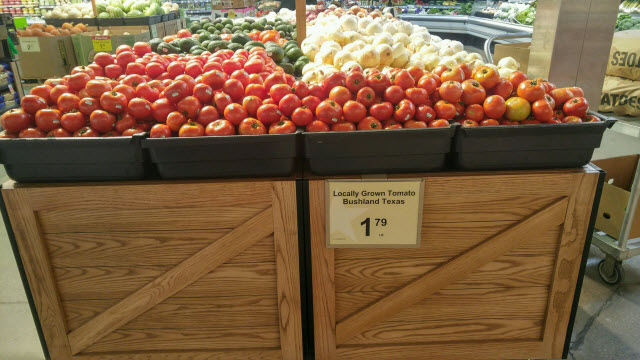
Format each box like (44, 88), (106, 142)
(2, 179), (303, 360)
(308, 167), (601, 360)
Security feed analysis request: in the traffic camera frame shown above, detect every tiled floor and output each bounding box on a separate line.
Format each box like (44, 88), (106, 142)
(1, 168), (640, 359)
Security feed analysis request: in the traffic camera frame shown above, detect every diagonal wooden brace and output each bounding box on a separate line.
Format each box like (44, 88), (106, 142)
(336, 197), (569, 345)
(68, 207), (275, 355)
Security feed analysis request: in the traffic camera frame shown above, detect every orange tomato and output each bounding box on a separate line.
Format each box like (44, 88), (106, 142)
(517, 80), (546, 103)
(504, 97), (531, 121)
(438, 81), (462, 103)
(483, 95), (506, 119)
(460, 79), (486, 105)
(473, 66), (500, 89)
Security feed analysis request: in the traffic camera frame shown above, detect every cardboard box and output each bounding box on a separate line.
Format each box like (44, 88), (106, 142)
(164, 19), (178, 36)
(17, 35), (77, 79)
(222, 0), (254, 8)
(222, 7), (255, 18)
(592, 154), (640, 240)
(493, 42), (530, 74)
(72, 29), (150, 66)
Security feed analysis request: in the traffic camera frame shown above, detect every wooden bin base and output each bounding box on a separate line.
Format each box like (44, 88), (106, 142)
(308, 166), (602, 360)
(2, 179), (303, 360)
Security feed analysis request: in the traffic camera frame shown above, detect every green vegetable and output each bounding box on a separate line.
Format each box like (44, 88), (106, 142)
(149, 38), (163, 52)
(179, 37), (199, 53)
(126, 9), (143, 17)
(157, 42), (179, 54)
(266, 46), (285, 63)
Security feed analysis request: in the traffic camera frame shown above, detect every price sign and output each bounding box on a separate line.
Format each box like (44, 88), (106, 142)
(326, 179), (424, 248)
(92, 36), (113, 52)
(20, 37), (40, 52)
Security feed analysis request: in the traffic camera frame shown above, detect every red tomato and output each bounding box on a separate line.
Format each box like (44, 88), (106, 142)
(263, 72), (286, 92)
(166, 62), (186, 78)
(229, 70), (249, 88)
(113, 84), (136, 102)
(193, 105), (218, 126)
(223, 103), (248, 126)
(331, 122), (356, 132)
(213, 92), (233, 113)
(549, 87), (585, 108)
(532, 97), (555, 122)
(245, 83), (268, 100)
(151, 98), (176, 123)
(508, 71), (528, 89)
(301, 96), (321, 114)
(429, 119), (450, 128)
(21, 95), (48, 114)
(201, 70), (228, 90)
(84, 80), (111, 99)
(291, 107), (313, 127)
(356, 87), (376, 108)
(316, 100), (343, 125)
(71, 65), (95, 78)
(433, 65), (449, 77)
(222, 79), (245, 102)
(174, 75), (196, 94)
(33, 108), (60, 132)
(405, 120), (427, 129)
(357, 116), (383, 130)
(1, 109), (31, 133)
(270, 83), (293, 104)
(244, 57), (264, 74)
(269, 119), (296, 134)
(328, 86), (351, 106)
(45, 128), (71, 137)
(290, 81), (309, 99)
(89, 110), (116, 133)
(49, 85), (69, 104)
(184, 62), (203, 78)
(343, 101), (367, 123)
(381, 120), (401, 129)
(405, 88), (428, 106)
(99, 91), (127, 114)
(394, 99), (416, 122)
(149, 124), (172, 138)
(164, 80), (190, 104)
(57, 93), (81, 113)
(277, 94), (301, 117)
(127, 97), (152, 120)
(370, 102), (394, 121)
(415, 105), (437, 123)
(517, 80), (546, 103)
(76, 98), (99, 116)
(439, 81), (463, 103)
(241, 96), (261, 117)
(176, 96), (201, 120)
(483, 95), (507, 119)
(563, 97), (589, 118)
(115, 45), (132, 55)
(406, 66), (425, 83)
(71, 126), (99, 137)
(178, 121), (205, 137)
(126, 62), (146, 76)
(29, 85), (53, 105)
(166, 111), (187, 132)
(417, 75), (438, 95)
(480, 119), (500, 126)
(114, 113), (136, 133)
(59, 111), (86, 133)
(462, 119), (479, 127)
(94, 52), (114, 67)
(238, 118), (267, 135)
(204, 119), (234, 136)
(321, 72), (347, 92)
(434, 100), (456, 120)
(177, 29), (191, 38)
(308, 84), (325, 98)
(464, 104), (484, 122)
(392, 70), (415, 90)
(583, 115), (600, 122)
(305, 120), (330, 132)
(145, 62), (164, 79)
(366, 73), (391, 95)
(461, 79), (486, 105)
(473, 66), (500, 89)
(346, 71), (366, 94)
(441, 67), (465, 83)
(563, 116), (583, 123)
(18, 127), (46, 138)
(115, 51), (136, 69)
(104, 64), (124, 79)
(384, 86), (405, 105)
(256, 104), (282, 125)
(136, 83), (160, 102)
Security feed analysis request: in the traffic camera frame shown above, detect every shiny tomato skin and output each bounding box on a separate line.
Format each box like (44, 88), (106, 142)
(343, 101), (367, 123)
(301, 96), (321, 114)
(473, 66), (500, 89)
(331, 122), (356, 132)
(145, 62), (165, 79)
(321, 72), (347, 93)
(192, 83), (213, 105)
(166, 111), (188, 132)
(165, 80), (190, 104)
(115, 113), (137, 133)
(94, 52), (114, 67)
(483, 95), (507, 119)
(532, 98), (555, 122)
(150, 123), (172, 138)
(392, 70), (415, 90)
(439, 81), (463, 103)
(305, 120), (330, 132)
(84, 80), (112, 98)
(394, 99), (416, 123)
(128, 97), (153, 120)
(490, 78), (513, 100)
(329, 86), (352, 106)
(517, 80), (546, 103)
(278, 94), (302, 117)
(256, 104), (282, 125)
(224, 103), (248, 126)
(121, 126), (145, 136)
(29, 85), (53, 105)
(176, 96), (201, 120)
(434, 100), (456, 120)
(222, 79), (245, 102)
(60, 111), (86, 133)
(1, 109), (32, 133)
(440, 67), (465, 83)
(462, 119), (479, 127)
(583, 115), (600, 123)
(113, 84), (136, 102)
(563, 116), (583, 123)
(383, 120), (403, 129)
(67, 72), (91, 91)
(211, 93), (232, 114)
(185, 62), (203, 78)
(89, 110), (116, 133)
(366, 73), (391, 96)
(461, 79), (486, 105)
(415, 105), (437, 123)
(417, 74), (438, 95)
(238, 118), (267, 135)
(269, 119), (296, 134)
(464, 104), (484, 122)
(242, 96), (262, 117)
(504, 97), (532, 121)
(151, 98), (176, 123)
(245, 83), (268, 100)
(480, 119), (500, 126)
(46, 127), (71, 138)
(405, 88), (428, 106)
(21, 95), (48, 114)
(508, 71), (528, 89)
(269, 83), (292, 104)
(167, 62), (186, 78)
(428, 119), (450, 128)
(384, 85), (405, 105)
(357, 116), (383, 130)
(196, 105), (219, 126)
(549, 87), (585, 108)
(563, 97), (589, 118)
(316, 100), (343, 125)
(407, 66), (425, 83)
(308, 84), (325, 99)
(72, 126), (100, 137)
(291, 107), (313, 127)
(205, 119), (235, 136)
(201, 70), (228, 90)
(105, 64), (124, 79)
(49, 85), (70, 105)
(34, 108), (61, 132)
(18, 127), (46, 138)
(178, 121), (205, 137)
(346, 71), (366, 94)
(0, 130), (16, 138)
(404, 120), (427, 129)
(222, 59), (243, 75)
(100, 91), (127, 114)
(356, 87), (376, 108)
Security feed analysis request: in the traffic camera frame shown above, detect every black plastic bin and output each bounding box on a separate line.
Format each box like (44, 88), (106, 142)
(454, 114), (616, 170)
(142, 132), (299, 179)
(304, 126), (457, 175)
(97, 17), (125, 26)
(123, 15), (162, 25)
(0, 134), (146, 182)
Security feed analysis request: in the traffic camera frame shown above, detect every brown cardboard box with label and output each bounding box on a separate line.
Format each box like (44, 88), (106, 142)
(592, 154), (640, 240)
(17, 35), (77, 79)
(164, 19), (178, 36)
(493, 42), (530, 73)
(222, 0), (247, 8)
(72, 29), (150, 66)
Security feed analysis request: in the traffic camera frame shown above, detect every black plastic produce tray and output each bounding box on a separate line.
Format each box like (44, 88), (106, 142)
(454, 114), (616, 170)
(142, 133), (299, 179)
(161, 14), (169, 21)
(304, 126), (457, 175)
(97, 17), (125, 26)
(46, 17), (98, 27)
(0, 134), (146, 182)
(123, 15), (162, 25)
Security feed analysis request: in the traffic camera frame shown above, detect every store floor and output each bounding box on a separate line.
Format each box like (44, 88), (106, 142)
(1, 167), (639, 359)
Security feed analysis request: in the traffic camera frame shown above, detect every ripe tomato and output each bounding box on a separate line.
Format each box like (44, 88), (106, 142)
(244, 83), (267, 100)
(254, 104), (281, 125)
(269, 83), (292, 104)
(67, 72), (91, 91)
(94, 52), (114, 67)
(464, 104), (484, 122)
(330, 122), (356, 132)
(433, 65), (449, 77)
(369, 102), (394, 121)
(490, 78), (514, 100)
(403, 120), (427, 129)
(99, 91), (127, 114)
(329, 86), (352, 106)
(269, 119), (296, 134)
(406, 66), (425, 83)
(175, 74), (196, 94)
(89, 110), (116, 133)
(439, 81), (463, 103)
(263, 72), (286, 92)
(49, 85), (70, 104)
(321, 72), (347, 93)
(517, 80), (546, 103)
(112, 84), (136, 102)
(462, 119), (479, 127)
(34, 108), (61, 132)
(417, 74), (438, 94)
(563, 116), (583, 123)
(305, 120), (329, 132)
(532, 97), (555, 122)
(356, 87), (376, 108)
(70, 65), (94, 77)
(483, 95), (507, 119)
(212, 93), (232, 114)
(126, 62), (146, 76)
(193, 105), (218, 126)
(176, 96), (201, 120)
(480, 119), (500, 126)
(301, 96), (321, 114)
(504, 97), (531, 121)
(127, 97), (153, 120)
(508, 71), (528, 89)
(203, 119), (234, 136)
(415, 105), (436, 123)
(434, 100), (456, 120)
(19, 127), (46, 138)
(114, 113), (135, 133)
(166, 111), (187, 132)
(135, 83), (160, 103)
(441, 67), (465, 83)
(121, 126), (145, 136)
(343, 101), (367, 123)
(145, 62), (165, 79)
(460, 79), (486, 105)
(84, 80), (112, 98)
(549, 87), (585, 108)
(1, 109), (31, 133)
(392, 70), (415, 90)
(302, 83), (321, 98)
(405, 88), (428, 106)
(383, 120), (403, 129)
(366, 73), (391, 95)
(72, 126), (99, 137)
(583, 115), (600, 122)
(238, 118), (267, 135)
(105, 64), (124, 79)
(222, 59), (243, 75)
(394, 99), (416, 122)
(344, 71), (365, 94)
(46, 128), (71, 137)
(221, 79), (244, 102)
(21, 95), (48, 114)
(356, 116), (382, 130)
(201, 70), (228, 90)
(563, 97), (589, 117)
(74, 98), (98, 116)
(178, 121), (204, 137)
(454, 63), (472, 80)
(242, 96), (262, 117)
(383, 85), (405, 105)
(473, 66), (500, 89)
(244, 57), (265, 74)
(56, 93), (80, 113)
(279, 94), (302, 117)
(316, 100), (343, 125)
(151, 98), (176, 123)
(185, 62), (204, 78)
(149, 124), (172, 138)
(291, 107), (313, 127)
(230, 69), (250, 88)
(29, 85), (53, 105)
(116, 45), (132, 55)
(60, 111), (86, 132)
(167, 62), (186, 78)
(164, 80), (190, 104)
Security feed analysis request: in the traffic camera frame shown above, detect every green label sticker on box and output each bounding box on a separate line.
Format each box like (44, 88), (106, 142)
(92, 36), (112, 52)
(21, 37), (40, 52)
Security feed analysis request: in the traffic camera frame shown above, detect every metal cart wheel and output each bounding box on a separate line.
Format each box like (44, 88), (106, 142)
(598, 256), (625, 285)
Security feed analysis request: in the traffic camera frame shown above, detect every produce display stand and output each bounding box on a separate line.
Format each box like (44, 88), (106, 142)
(305, 166), (604, 360)
(0, 178), (303, 359)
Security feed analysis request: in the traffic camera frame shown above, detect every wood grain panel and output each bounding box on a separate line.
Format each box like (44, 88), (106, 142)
(336, 340), (545, 360)
(25, 181), (273, 211)
(46, 232), (275, 268)
(76, 350), (283, 360)
(336, 287), (549, 322)
(64, 295), (279, 332)
(55, 262), (277, 301)
(37, 205), (268, 234)
(335, 255), (555, 293)
(335, 223), (562, 261)
(271, 181), (303, 360)
(344, 318), (543, 344)
(1, 188), (73, 360)
(423, 196), (562, 222)
(309, 180), (337, 359)
(83, 327), (281, 353)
